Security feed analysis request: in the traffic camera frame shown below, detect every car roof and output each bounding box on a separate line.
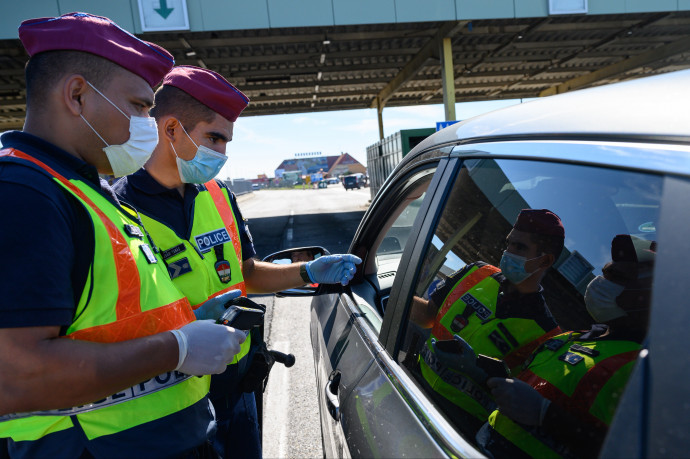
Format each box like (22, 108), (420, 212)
(413, 69), (690, 153)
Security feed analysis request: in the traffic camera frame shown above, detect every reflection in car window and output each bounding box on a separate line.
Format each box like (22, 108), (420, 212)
(398, 156), (661, 458)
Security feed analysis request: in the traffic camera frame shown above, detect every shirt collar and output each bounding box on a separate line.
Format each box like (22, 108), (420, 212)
(1, 130), (100, 185)
(128, 167), (199, 200)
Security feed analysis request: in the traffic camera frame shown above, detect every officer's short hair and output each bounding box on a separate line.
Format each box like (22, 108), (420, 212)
(150, 85), (216, 131)
(25, 50), (120, 111)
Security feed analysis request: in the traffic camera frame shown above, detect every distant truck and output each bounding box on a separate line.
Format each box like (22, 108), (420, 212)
(343, 173), (366, 190)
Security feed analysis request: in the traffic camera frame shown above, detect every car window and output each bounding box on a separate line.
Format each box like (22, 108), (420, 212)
(397, 154), (661, 458)
(352, 166), (437, 334)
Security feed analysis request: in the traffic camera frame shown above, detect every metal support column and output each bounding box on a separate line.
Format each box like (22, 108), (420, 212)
(376, 97), (384, 140)
(440, 37), (456, 122)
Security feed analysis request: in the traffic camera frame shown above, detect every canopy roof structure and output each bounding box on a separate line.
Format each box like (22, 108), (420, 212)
(1, 11), (689, 130)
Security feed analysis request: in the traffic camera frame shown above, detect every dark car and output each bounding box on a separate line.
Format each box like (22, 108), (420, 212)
(275, 70), (690, 458)
(343, 174), (365, 190)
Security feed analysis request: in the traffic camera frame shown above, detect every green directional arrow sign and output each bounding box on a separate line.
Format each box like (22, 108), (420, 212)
(155, 0), (174, 19)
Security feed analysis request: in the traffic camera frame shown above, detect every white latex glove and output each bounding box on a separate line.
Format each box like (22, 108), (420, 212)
(305, 254), (362, 286)
(170, 320), (246, 376)
(487, 377), (551, 426)
(193, 289), (242, 321)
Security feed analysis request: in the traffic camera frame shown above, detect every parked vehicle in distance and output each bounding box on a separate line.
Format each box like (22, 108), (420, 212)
(343, 173), (366, 190)
(271, 70), (690, 458)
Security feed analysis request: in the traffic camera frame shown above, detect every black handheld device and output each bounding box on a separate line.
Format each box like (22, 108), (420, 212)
(476, 354), (511, 380)
(433, 338), (466, 354)
(216, 303), (264, 330)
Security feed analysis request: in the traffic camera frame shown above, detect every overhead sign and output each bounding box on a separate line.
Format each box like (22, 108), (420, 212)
(436, 120), (460, 131)
(138, 0), (190, 32)
(549, 0), (588, 15)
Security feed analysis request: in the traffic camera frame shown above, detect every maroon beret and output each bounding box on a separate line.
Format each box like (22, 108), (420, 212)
(513, 209), (565, 238)
(162, 65), (249, 122)
(18, 12), (174, 88)
(611, 234), (656, 264)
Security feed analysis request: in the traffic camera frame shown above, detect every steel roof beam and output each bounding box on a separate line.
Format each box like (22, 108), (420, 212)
(370, 21), (466, 110)
(540, 34), (690, 96)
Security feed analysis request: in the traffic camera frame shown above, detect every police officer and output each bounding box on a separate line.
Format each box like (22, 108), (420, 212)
(0, 13), (246, 458)
(479, 234), (654, 458)
(413, 209), (564, 435)
(112, 65), (361, 458)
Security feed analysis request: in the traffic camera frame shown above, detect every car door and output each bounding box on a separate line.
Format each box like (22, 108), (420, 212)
(311, 148), (455, 458)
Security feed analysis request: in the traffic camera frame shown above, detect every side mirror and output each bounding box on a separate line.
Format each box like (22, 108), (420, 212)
(262, 246), (332, 297)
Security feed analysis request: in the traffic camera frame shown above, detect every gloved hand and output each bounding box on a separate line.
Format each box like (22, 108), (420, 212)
(305, 254), (362, 286)
(193, 289), (242, 321)
(431, 334), (487, 384)
(487, 377), (551, 426)
(170, 320), (246, 376)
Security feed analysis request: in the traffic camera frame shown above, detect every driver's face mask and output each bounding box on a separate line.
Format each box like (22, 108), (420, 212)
(80, 81), (158, 177)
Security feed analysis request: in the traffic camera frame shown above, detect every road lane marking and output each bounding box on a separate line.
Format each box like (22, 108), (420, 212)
(264, 340), (290, 458)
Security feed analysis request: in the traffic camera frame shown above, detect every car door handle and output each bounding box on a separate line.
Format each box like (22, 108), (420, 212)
(325, 369), (341, 422)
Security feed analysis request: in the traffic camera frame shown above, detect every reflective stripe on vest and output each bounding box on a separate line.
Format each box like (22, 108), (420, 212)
(488, 334), (641, 457)
(0, 149), (209, 441)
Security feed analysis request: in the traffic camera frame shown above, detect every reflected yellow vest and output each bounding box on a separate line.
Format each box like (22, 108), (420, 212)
(138, 179), (250, 364)
(488, 332), (641, 458)
(420, 264), (559, 421)
(0, 149), (210, 442)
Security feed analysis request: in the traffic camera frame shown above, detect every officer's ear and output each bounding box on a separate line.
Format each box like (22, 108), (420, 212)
(162, 117), (181, 142)
(63, 74), (89, 117)
(538, 253), (555, 270)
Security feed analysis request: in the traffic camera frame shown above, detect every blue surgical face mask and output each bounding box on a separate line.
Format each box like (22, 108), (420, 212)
(499, 251), (541, 285)
(172, 123), (228, 184)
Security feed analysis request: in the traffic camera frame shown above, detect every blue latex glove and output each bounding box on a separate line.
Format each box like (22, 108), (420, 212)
(305, 254), (362, 286)
(431, 334), (487, 383)
(194, 289), (242, 321)
(487, 377), (550, 426)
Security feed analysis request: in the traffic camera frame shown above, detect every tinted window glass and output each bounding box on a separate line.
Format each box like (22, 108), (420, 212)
(399, 156), (661, 458)
(352, 167), (437, 333)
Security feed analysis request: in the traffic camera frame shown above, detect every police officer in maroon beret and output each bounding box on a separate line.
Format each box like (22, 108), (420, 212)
(113, 65), (361, 458)
(412, 209), (565, 437)
(0, 13), (247, 458)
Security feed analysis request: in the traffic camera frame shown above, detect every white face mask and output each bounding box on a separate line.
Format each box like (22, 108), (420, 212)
(80, 81), (158, 177)
(584, 275), (627, 323)
(171, 123), (228, 184)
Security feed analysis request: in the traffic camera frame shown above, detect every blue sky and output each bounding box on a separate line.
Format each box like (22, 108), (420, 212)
(0, 99), (526, 180)
(221, 99), (526, 180)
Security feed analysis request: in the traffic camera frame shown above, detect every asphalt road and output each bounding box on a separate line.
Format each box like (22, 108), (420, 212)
(236, 185), (370, 458)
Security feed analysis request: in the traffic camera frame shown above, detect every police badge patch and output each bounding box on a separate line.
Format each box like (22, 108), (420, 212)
(215, 260), (232, 283)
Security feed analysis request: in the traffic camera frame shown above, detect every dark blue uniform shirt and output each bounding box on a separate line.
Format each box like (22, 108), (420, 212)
(113, 169), (256, 262)
(0, 131), (102, 328)
(0, 131), (214, 458)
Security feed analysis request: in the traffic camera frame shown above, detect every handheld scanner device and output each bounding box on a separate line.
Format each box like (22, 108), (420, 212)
(216, 297), (265, 331)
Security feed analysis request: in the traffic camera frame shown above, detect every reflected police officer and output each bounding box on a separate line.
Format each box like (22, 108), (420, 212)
(479, 234), (655, 458)
(413, 209), (564, 434)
